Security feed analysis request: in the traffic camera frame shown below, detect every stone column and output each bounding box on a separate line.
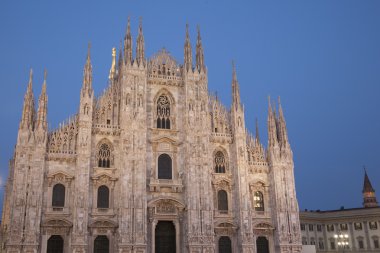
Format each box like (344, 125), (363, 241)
(349, 222), (356, 250)
(151, 220), (156, 253)
(174, 220), (180, 253)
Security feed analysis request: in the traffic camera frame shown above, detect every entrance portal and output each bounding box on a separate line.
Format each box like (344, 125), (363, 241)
(155, 221), (176, 253)
(256, 236), (269, 253)
(94, 235), (109, 253)
(47, 235), (64, 253)
(218, 236), (232, 253)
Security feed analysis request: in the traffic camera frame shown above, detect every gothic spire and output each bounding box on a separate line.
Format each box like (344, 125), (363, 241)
(118, 41), (124, 73)
(36, 69), (48, 130)
(82, 43), (93, 97)
(232, 61), (242, 110)
(136, 17), (145, 66)
(109, 47), (116, 80)
(267, 96), (278, 147)
(363, 168), (378, 208)
(277, 96), (289, 146)
(184, 23), (192, 72)
(196, 25), (205, 72)
(124, 17), (133, 65)
(20, 69), (35, 130)
(255, 118), (260, 142)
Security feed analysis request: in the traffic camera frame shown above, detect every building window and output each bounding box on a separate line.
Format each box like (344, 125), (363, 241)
(158, 154), (172, 179)
(300, 224), (305, 231)
(327, 224), (334, 232)
(254, 191), (264, 211)
(340, 223), (348, 231)
(309, 224), (314, 231)
(156, 95), (171, 129)
(318, 239), (324, 250)
(370, 221), (378, 230)
(52, 184), (65, 207)
(217, 190), (228, 212)
(354, 222), (362, 230)
(330, 241), (336, 250)
(317, 224), (322, 232)
(302, 237), (307, 245)
(358, 239), (364, 249)
(310, 237), (315, 245)
(97, 185), (110, 208)
(214, 151), (226, 173)
(98, 143), (111, 168)
(373, 238), (379, 249)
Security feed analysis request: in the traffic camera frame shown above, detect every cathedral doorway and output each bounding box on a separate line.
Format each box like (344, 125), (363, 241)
(47, 235), (64, 253)
(256, 236), (269, 253)
(94, 235), (109, 253)
(155, 221), (176, 253)
(218, 236), (232, 253)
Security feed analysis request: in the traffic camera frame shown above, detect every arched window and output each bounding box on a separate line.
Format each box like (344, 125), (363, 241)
(97, 185), (110, 208)
(257, 236), (269, 253)
(156, 95), (171, 129)
(98, 143), (111, 168)
(218, 190), (228, 212)
(47, 235), (64, 253)
(254, 191), (264, 211)
(158, 154), (172, 179)
(94, 235), (109, 253)
(214, 151), (226, 173)
(52, 184), (65, 207)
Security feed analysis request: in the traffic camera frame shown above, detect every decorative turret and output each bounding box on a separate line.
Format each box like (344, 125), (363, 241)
(36, 69), (48, 131)
(20, 69), (36, 131)
(363, 168), (378, 208)
(195, 25), (205, 72)
(136, 18), (145, 67)
(81, 43), (93, 98)
(184, 24), (192, 72)
(124, 17), (133, 65)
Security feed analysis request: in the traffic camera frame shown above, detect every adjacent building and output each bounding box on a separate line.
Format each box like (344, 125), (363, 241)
(300, 171), (380, 253)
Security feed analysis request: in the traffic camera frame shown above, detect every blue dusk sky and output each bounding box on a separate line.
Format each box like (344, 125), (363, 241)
(0, 0), (379, 211)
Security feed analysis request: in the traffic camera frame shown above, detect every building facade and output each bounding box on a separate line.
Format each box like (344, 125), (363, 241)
(1, 20), (302, 253)
(300, 171), (380, 253)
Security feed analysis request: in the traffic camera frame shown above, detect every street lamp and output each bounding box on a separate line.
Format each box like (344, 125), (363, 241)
(334, 231), (349, 252)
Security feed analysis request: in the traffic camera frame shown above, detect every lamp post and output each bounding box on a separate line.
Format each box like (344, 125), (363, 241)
(334, 231), (349, 253)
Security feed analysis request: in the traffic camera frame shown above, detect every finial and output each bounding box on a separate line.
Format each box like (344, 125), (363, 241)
(186, 23), (190, 39)
(268, 96), (272, 111)
(197, 25), (201, 40)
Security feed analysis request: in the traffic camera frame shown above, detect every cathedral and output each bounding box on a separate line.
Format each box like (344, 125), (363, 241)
(1, 19), (302, 253)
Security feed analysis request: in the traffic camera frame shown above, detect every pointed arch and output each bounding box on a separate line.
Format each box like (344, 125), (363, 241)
(154, 89), (175, 130)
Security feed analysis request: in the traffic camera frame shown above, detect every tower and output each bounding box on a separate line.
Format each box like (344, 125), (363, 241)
(267, 98), (302, 253)
(363, 169), (378, 208)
